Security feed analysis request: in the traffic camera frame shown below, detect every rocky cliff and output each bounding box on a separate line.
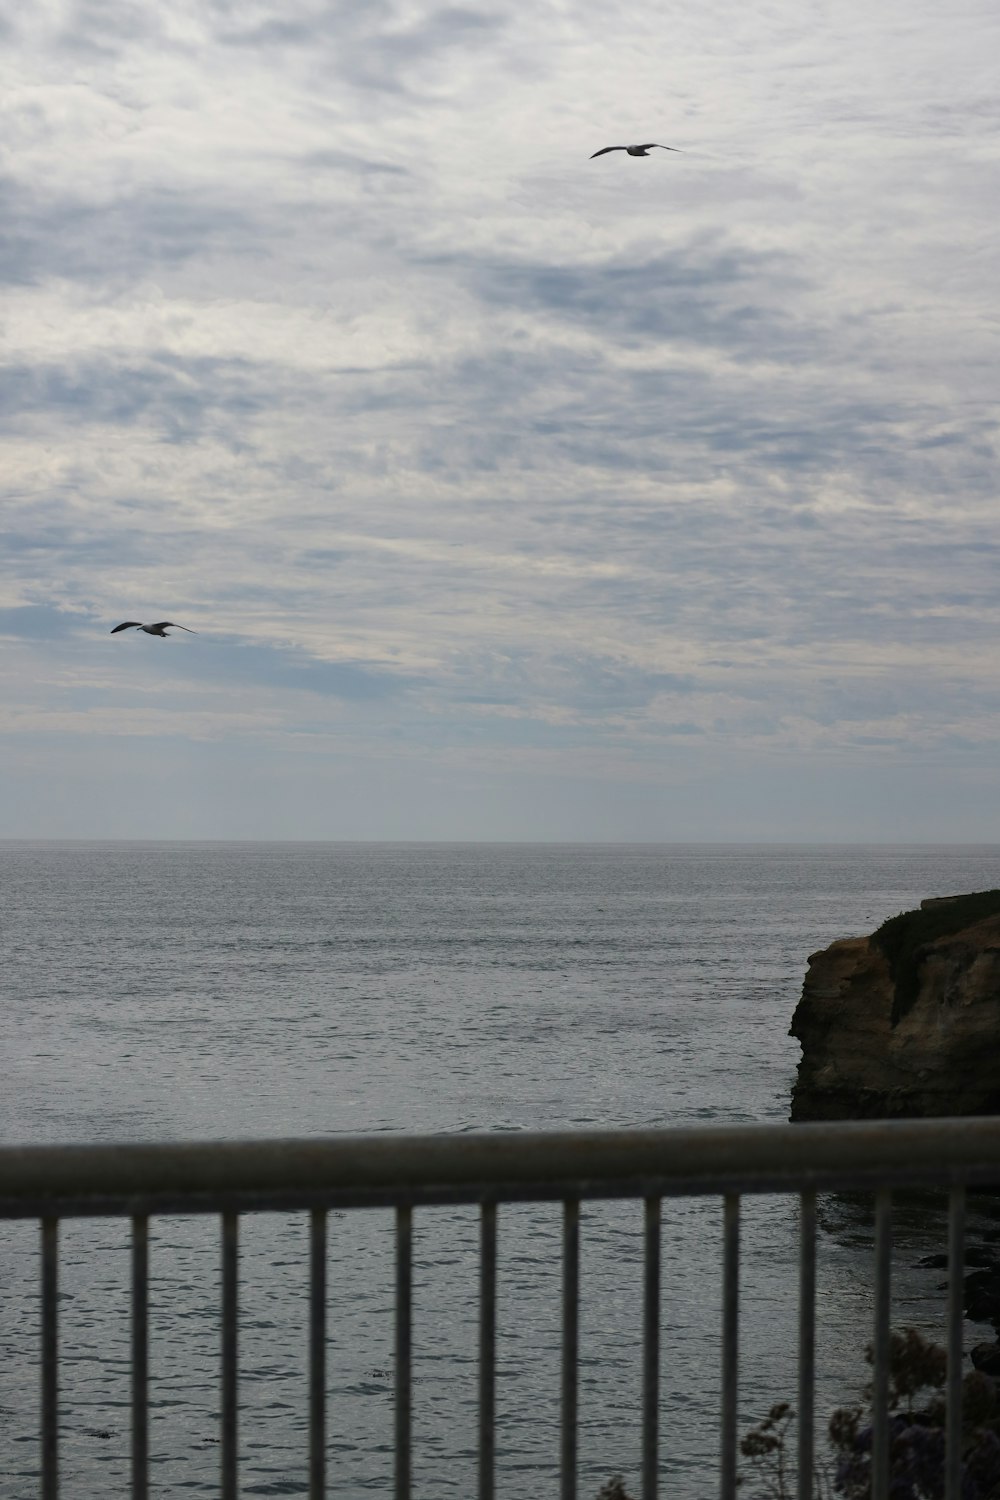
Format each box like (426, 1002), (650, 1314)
(789, 890), (1000, 1121)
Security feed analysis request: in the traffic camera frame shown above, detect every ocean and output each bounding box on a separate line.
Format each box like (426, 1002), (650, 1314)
(4, 841), (1000, 1498)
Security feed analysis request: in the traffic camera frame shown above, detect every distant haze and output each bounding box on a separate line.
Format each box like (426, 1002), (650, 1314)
(2, 0), (999, 840)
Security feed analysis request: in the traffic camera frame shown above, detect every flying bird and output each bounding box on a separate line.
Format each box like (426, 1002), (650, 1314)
(111, 621), (197, 637)
(590, 143), (682, 159)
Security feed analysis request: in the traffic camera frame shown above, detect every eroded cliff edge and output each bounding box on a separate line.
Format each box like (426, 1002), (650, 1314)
(789, 890), (1000, 1121)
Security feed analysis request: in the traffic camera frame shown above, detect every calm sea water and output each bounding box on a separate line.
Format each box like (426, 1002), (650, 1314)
(4, 841), (1000, 1499)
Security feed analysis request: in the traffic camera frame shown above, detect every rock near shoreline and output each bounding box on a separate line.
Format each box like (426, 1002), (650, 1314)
(789, 890), (1000, 1122)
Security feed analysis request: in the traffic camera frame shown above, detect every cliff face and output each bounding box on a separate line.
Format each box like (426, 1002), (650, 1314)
(789, 891), (1000, 1121)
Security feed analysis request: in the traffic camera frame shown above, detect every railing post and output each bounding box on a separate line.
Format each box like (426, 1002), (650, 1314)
(132, 1213), (149, 1500)
(797, 1191), (816, 1500)
(946, 1186), (966, 1500)
(561, 1198), (580, 1500)
(221, 1211), (239, 1500)
(41, 1217), (59, 1500)
(720, 1194), (739, 1500)
(309, 1209), (327, 1500)
(642, 1196), (661, 1500)
(479, 1202), (497, 1500)
(872, 1191), (892, 1500)
(395, 1205), (413, 1500)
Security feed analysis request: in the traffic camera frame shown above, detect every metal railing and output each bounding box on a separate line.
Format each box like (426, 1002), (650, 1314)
(2, 1116), (999, 1500)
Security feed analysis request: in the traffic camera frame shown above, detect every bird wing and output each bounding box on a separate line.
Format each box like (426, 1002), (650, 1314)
(111, 622), (143, 633)
(644, 143), (683, 152)
(150, 622), (197, 633)
(590, 146), (624, 158)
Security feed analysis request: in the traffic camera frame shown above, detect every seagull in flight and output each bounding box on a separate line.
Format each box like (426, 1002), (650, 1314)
(590, 143), (683, 159)
(111, 621), (197, 637)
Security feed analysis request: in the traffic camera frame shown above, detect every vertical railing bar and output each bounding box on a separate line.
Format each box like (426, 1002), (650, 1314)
(395, 1205), (413, 1500)
(309, 1209), (327, 1500)
(720, 1194), (740, 1500)
(872, 1190), (892, 1500)
(946, 1185), (966, 1500)
(642, 1196), (662, 1500)
(561, 1198), (580, 1500)
(41, 1217), (59, 1500)
(131, 1214), (149, 1500)
(479, 1202), (497, 1500)
(796, 1191), (816, 1500)
(221, 1211), (239, 1500)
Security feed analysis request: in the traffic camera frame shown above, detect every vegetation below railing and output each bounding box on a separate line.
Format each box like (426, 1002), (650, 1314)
(594, 1480), (635, 1500)
(738, 1327), (1000, 1499)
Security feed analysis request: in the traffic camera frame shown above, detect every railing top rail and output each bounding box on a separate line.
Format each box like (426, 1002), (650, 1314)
(2, 1118), (1000, 1217)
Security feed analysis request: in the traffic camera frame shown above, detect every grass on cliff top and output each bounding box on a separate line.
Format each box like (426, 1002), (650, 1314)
(873, 889), (1000, 1026)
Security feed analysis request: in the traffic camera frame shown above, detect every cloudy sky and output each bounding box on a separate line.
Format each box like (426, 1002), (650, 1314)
(2, 0), (998, 839)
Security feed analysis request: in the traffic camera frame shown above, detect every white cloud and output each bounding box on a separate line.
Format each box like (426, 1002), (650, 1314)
(1, 0), (999, 835)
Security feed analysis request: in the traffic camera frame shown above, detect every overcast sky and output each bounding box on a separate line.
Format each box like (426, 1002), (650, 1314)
(2, 0), (998, 840)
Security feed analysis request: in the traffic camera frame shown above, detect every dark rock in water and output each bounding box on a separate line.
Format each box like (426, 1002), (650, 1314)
(965, 1268), (1000, 1295)
(964, 1269), (1000, 1324)
(916, 1248), (999, 1270)
(967, 1290), (1000, 1324)
(972, 1342), (1000, 1377)
(789, 890), (1000, 1121)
